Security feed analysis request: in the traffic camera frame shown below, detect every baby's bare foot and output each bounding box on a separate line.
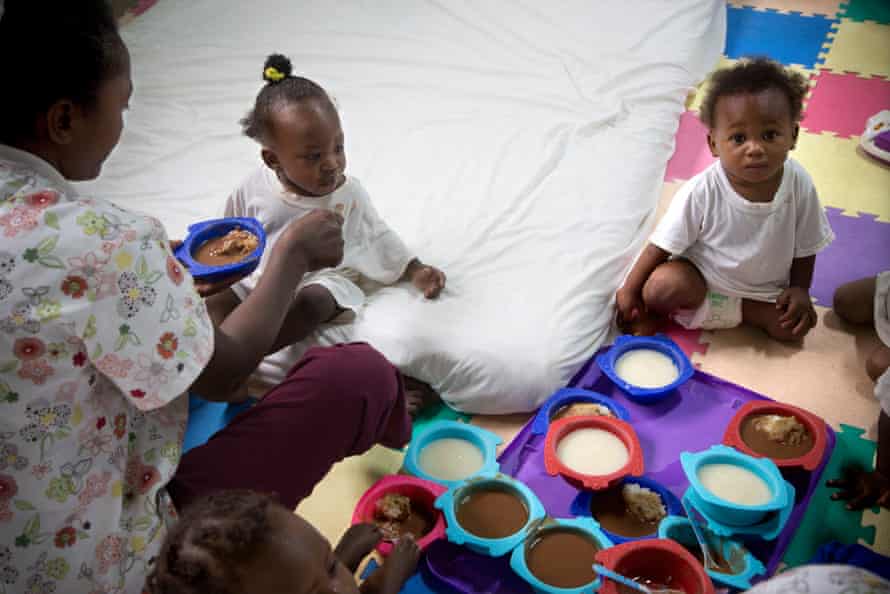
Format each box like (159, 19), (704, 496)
(335, 523), (382, 573)
(403, 376), (441, 417)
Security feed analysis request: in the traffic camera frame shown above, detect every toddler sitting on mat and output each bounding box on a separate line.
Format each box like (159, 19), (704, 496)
(208, 54), (446, 401)
(616, 57), (834, 341)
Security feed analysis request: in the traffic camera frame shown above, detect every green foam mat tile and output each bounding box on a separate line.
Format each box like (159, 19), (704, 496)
(782, 424), (878, 568)
(410, 403), (471, 442)
(840, 0), (890, 24)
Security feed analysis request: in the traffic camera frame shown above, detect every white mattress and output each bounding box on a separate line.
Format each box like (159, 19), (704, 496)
(80, 0), (725, 413)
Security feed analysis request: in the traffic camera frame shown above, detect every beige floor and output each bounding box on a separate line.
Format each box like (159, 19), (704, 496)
(298, 179), (887, 564)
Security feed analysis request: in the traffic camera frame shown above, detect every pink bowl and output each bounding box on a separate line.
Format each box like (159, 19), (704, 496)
(351, 475), (447, 556)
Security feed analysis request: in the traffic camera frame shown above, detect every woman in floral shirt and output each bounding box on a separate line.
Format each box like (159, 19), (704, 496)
(0, 2), (413, 593)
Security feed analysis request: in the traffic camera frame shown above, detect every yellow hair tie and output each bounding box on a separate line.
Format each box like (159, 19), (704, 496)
(264, 66), (285, 82)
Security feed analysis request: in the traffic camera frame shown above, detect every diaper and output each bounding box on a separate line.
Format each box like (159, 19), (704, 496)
(673, 290), (743, 330)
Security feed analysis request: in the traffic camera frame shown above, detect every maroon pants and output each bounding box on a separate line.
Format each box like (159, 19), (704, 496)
(167, 343), (412, 510)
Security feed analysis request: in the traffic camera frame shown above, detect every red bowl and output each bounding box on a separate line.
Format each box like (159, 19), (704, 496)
(723, 400), (827, 471)
(544, 416), (644, 491)
(595, 538), (715, 594)
(351, 475), (447, 556)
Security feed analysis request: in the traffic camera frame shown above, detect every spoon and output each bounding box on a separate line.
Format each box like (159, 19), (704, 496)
(593, 564), (685, 594)
(681, 497), (722, 573)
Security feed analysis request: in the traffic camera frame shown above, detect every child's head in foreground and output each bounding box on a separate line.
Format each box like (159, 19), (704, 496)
(241, 54), (346, 198)
(699, 57), (809, 197)
(147, 490), (359, 594)
(0, 0), (132, 181)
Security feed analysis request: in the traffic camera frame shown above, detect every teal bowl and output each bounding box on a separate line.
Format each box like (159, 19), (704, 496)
(681, 445), (790, 526)
(658, 515), (766, 590)
(509, 517), (612, 593)
(434, 473), (546, 557)
(404, 421), (501, 489)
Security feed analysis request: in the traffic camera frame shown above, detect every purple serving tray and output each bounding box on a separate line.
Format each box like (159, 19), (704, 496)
(422, 348), (835, 592)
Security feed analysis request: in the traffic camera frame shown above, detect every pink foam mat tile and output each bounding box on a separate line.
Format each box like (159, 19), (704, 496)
(803, 70), (890, 138)
(664, 111), (716, 182)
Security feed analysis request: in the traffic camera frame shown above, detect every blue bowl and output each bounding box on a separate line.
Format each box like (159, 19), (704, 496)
(570, 476), (681, 544)
(681, 445), (791, 526)
(658, 515), (766, 590)
(509, 517), (612, 593)
(404, 421), (501, 489)
(596, 335), (694, 404)
(173, 217), (266, 282)
(435, 473), (547, 557)
(531, 388), (631, 436)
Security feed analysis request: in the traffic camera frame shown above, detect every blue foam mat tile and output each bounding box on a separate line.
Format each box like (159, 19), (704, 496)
(725, 6), (838, 69)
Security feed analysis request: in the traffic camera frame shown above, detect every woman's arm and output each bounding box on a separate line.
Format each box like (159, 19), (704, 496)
(190, 210), (343, 399)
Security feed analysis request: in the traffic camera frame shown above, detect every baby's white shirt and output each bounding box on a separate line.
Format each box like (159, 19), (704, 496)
(225, 167), (415, 314)
(650, 158), (834, 301)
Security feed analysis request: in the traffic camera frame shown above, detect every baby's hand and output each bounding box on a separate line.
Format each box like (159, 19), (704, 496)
(409, 262), (446, 299)
(776, 287), (817, 338)
(827, 464), (890, 510)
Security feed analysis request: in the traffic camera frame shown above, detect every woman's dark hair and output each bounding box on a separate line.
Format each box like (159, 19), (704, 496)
(0, 0), (128, 144)
(146, 490), (275, 594)
(699, 57), (810, 129)
(240, 53), (334, 143)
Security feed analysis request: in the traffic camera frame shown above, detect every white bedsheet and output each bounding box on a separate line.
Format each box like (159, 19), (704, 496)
(80, 0), (725, 413)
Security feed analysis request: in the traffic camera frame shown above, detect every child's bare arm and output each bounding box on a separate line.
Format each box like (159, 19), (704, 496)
(828, 410), (890, 510)
(335, 524), (382, 574)
(402, 258), (446, 299)
(616, 244), (671, 321)
(267, 285), (341, 352)
(789, 255), (815, 289)
(359, 537), (420, 594)
(777, 256), (817, 336)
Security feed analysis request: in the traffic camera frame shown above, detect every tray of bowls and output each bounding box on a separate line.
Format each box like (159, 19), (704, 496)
(352, 335), (834, 593)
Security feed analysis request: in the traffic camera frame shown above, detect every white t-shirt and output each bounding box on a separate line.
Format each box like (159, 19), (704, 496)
(650, 159), (834, 301)
(875, 271), (890, 416)
(0, 145), (214, 594)
(225, 167), (415, 314)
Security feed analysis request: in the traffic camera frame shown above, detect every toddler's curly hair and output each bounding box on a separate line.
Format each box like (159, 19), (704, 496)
(699, 57), (809, 129)
(145, 490), (275, 594)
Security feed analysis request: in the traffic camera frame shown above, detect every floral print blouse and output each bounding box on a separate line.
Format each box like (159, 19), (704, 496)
(0, 145), (214, 594)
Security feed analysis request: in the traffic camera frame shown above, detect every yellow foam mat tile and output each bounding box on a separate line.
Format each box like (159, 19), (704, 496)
(821, 19), (890, 78)
(297, 444), (404, 544)
(862, 508), (890, 556)
(727, 0), (845, 17)
(793, 132), (890, 222)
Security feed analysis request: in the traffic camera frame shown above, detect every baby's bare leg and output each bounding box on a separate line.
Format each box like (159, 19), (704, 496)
(641, 260), (708, 315)
(833, 277), (877, 326)
(867, 345), (890, 382)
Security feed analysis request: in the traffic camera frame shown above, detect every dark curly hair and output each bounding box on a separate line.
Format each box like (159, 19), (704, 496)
(0, 0), (128, 144)
(240, 53), (334, 144)
(699, 57), (810, 129)
(146, 490), (275, 594)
